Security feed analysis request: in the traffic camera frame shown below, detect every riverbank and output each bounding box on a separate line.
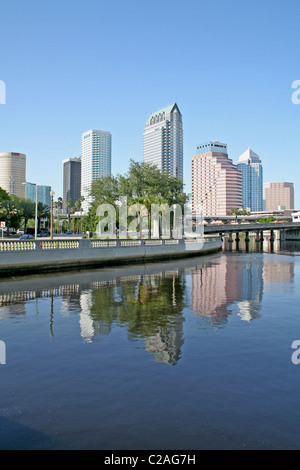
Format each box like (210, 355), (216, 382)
(0, 236), (222, 277)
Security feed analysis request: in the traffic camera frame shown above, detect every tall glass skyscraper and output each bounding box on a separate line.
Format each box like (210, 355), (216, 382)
(25, 183), (51, 207)
(143, 103), (183, 180)
(237, 148), (263, 212)
(81, 129), (112, 213)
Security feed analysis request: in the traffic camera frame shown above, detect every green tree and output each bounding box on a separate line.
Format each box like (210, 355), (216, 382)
(67, 198), (73, 229)
(0, 199), (21, 233)
(37, 202), (50, 231)
(54, 215), (61, 234)
(74, 195), (85, 233)
(88, 160), (189, 238)
(19, 199), (35, 232)
(0, 187), (10, 202)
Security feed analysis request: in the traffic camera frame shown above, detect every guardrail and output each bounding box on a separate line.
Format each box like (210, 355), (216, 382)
(0, 241), (36, 251)
(0, 236), (223, 276)
(0, 237), (212, 253)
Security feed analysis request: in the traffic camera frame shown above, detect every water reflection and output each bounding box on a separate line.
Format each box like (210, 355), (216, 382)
(77, 274), (185, 365)
(191, 255), (264, 325)
(0, 244), (297, 365)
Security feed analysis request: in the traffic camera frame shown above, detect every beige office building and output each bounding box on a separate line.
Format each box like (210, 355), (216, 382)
(192, 141), (242, 216)
(263, 182), (294, 211)
(0, 152), (26, 198)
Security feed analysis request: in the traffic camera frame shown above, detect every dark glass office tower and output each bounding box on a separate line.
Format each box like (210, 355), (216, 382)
(63, 157), (81, 213)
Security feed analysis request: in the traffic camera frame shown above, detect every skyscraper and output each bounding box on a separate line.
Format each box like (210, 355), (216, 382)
(63, 157), (81, 213)
(143, 103), (183, 180)
(263, 181), (294, 211)
(237, 148), (263, 212)
(81, 129), (112, 213)
(0, 152), (26, 198)
(192, 141), (242, 216)
(25, 183), (51, 207)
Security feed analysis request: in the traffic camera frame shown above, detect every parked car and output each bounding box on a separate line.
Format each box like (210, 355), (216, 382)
(37, 230), (49, 237)
(66, 230), (73, 235)
(20, 234), (35, 239)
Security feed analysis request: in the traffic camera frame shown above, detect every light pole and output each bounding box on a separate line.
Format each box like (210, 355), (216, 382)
(50, 190), (55, 240)
(22, 182), (38, 238)
(35, 186), (38, 239)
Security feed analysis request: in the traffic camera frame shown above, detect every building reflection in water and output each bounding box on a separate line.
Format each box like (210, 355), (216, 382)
(59, 273), (185, 365)
(0, 246), (296, 364)
(191, 255), (264, 325)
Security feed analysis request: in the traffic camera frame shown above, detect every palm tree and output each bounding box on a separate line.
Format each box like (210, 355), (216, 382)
(37, 202), (50, 231)
(67, 198), (73, 230)
(0, 199), (20, 234)
(19, 199), (35, 232)
(230, 208), (239, 223)
(74, 196), (85, 233)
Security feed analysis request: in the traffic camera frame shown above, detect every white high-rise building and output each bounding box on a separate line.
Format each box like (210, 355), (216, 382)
(143, 103), (183, 180)
(81, 129), (112, 213)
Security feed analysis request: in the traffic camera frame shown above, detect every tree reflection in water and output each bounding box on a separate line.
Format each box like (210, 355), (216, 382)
(88, 274), (186, 365)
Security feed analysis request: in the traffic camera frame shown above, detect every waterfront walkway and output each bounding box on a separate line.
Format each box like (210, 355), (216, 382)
(0, 236), (222, 276)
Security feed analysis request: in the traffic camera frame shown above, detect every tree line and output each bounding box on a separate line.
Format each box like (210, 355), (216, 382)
(81, 159), (189, 235)
(0, 187), (50, 234)
(0, 160), (189, 236)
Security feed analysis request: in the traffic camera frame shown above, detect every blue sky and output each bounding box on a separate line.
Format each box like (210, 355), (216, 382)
(0, 0), (299, 206)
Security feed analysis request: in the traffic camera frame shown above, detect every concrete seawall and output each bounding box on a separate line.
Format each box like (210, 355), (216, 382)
(0, 236), (222, 276)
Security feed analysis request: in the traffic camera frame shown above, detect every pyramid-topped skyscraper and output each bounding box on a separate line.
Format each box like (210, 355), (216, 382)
(237, 147), (263, 212)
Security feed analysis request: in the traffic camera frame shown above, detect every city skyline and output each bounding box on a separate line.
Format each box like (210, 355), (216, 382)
(1, 118), (298, 216)
(0, 0), (299, 207)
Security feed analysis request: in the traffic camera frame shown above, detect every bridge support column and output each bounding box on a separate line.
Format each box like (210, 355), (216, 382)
(228, 232), (233, 243)
(260, 231), (264, 242)
(245, 232), (250, 242)
(255, 231), (260, 243)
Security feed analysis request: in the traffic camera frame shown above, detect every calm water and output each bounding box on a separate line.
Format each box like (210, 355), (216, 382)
(0, 239), (299, 450)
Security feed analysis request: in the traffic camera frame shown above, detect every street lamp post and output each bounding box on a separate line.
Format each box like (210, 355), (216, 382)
(50, 190), (55, 240)
(34, 186), (38, 239)
(22, 182), (38, 239)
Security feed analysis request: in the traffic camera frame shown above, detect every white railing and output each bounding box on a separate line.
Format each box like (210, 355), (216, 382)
(0, 241), (36, 251)
(0, 237), (218, 253)
(41, 240), (79, 250)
